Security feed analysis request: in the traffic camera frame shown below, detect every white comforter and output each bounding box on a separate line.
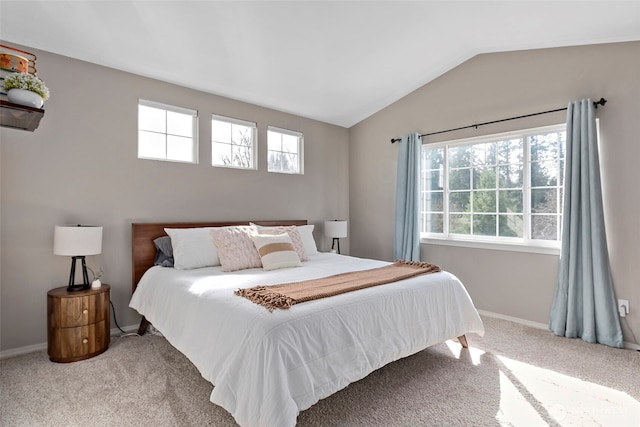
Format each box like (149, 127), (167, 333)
(129, 253), (484, 427)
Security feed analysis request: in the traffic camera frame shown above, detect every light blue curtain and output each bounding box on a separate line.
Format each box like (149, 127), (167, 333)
(393, 133), (421, 261)
(549, 99), (623, 348)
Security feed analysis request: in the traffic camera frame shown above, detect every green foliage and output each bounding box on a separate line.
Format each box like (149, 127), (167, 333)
(3, 72), (50, 100)
(422, 132), (562, 240)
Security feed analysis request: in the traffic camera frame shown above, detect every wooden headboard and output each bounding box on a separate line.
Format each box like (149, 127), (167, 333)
(131, 220), (308, 293)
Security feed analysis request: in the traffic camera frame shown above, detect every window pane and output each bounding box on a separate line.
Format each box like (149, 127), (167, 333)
(230, 145), (252, 168)
(450, 214), (470, 234)
(166, 135), (193, 162)
(558, 133), (566, 159)
(498, 164), (523, 188)
(449, 146), (471, 168)
(473, 214), (496, 236)
(139, 105), (165, 132)
(499, 190), (523, 213)
(530, 133), (559, 162)
(423, 147), (444, 170)
(267, 130), (280, 151)
(268, 151), (283, 172)
(532, 188), (558, 213)
(472, 142), (496, 167)
(212, 120), (232, 143)
(450, 191), (470, 212)
(283, 153), (299, 173)
(138, 130), (166, 159)
(424, 170), (443, 190)
(423, 213), (443, 233)
(212, 142), (231, 166)
(282, 134), (299, 153)
(167, 111), (193, 137)
(232, 124), (252, 145)
(473, 190), (496, 213)
(498, 139), (523, 165)
(531, 214), (558, 240)
(531, 161), (560, 187)
(422, 191), (443, 212)
(449, 168), (470, 190)
(473, 166), (496, 189)
(499, 214), (523, 237)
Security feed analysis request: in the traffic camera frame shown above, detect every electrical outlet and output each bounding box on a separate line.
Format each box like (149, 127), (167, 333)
(618, 299), (629, 317)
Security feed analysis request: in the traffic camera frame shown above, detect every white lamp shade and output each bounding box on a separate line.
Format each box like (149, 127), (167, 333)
(54, 225), (103, 256)
(324, 220), (347, 238)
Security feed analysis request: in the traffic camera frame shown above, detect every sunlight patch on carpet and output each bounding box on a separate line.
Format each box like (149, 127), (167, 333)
(444, 340), (485, 365)
(495, 355), (640, 426)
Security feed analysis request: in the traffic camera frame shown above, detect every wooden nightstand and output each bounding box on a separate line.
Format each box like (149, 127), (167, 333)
(47, 284), (110, 363)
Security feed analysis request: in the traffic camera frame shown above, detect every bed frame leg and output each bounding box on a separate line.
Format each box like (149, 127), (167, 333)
(137, 316), (150, 336)
(458, 335), (469, 348)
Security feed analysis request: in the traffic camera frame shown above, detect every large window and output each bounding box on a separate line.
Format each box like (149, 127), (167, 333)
(421, 124), (566, 250)
(138, 100), (198, 163)
(211, 114), (257, 169)
(267, 126), (303, 174)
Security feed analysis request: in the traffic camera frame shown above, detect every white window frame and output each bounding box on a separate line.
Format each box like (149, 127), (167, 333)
(421, 123), (567, 255)
(138, 99), (198, 163)
(211, 114), (257, 170)
(267, 126), (304, 174)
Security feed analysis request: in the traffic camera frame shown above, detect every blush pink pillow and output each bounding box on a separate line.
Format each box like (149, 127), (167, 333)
(210, 226), (262, 272)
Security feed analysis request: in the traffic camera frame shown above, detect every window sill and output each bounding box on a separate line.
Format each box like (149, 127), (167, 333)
(420, 236), (561, 255)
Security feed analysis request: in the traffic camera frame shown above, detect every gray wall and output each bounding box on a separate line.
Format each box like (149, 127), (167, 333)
(349, 42), (640, 344)
(3, 41), (638, 353)
(1, 44), (349, 352)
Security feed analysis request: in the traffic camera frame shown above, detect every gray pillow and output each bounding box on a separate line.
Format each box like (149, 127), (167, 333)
(153, 236), (174, 267)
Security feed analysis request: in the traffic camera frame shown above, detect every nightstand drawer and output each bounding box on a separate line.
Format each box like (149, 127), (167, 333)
(48, 320), (110, 362)
(50, 292), (108, 328)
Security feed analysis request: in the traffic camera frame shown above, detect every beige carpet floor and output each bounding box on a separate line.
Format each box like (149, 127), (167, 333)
(1, 316), (639, 426)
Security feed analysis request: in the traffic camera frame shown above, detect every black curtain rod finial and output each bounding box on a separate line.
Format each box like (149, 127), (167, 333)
(594, 98), (607, 108)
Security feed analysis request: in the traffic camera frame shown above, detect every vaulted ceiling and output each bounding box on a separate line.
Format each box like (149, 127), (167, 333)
(1, 1), (639, 127)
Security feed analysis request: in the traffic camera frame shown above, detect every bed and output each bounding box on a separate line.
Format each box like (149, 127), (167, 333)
(129, 220), (484, 427)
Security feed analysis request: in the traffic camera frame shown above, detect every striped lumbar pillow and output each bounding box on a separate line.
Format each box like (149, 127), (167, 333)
(250, 233), (302, 271)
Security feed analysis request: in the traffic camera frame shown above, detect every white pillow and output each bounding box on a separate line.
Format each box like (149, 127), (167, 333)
(251, 233), (301, 271)
(165, 227), (220, 270)
(297, 224), (318, 255)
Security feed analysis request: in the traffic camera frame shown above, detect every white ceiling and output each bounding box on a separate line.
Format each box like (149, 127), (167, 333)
(1, 1), (639, 127)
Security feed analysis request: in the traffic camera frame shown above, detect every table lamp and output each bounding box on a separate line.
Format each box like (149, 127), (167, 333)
(324, 220), (347, 254)
(54, 225), (103, 291)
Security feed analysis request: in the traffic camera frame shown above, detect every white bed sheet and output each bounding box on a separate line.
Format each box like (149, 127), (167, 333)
(129, 253), (484, 427)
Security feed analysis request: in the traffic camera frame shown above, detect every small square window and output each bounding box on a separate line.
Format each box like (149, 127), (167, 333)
(138, 100), (198, 163)
(211, 114), (257, 170)
(267, 127), (303, 174)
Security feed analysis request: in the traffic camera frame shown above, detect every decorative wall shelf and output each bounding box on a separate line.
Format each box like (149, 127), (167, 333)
(0, 100), (44, 131)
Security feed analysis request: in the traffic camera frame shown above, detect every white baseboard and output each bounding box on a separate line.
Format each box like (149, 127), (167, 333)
(0, 342), (48, 360)
(478, 310), (640, 351)
(0, 323), (139, 360)
(478, 310), (549, 330)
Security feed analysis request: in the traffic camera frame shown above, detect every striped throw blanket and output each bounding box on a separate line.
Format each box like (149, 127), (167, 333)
(235, 259), (441, 311)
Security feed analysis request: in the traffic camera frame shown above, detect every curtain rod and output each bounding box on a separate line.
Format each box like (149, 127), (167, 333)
(390, 98), (607, 144)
